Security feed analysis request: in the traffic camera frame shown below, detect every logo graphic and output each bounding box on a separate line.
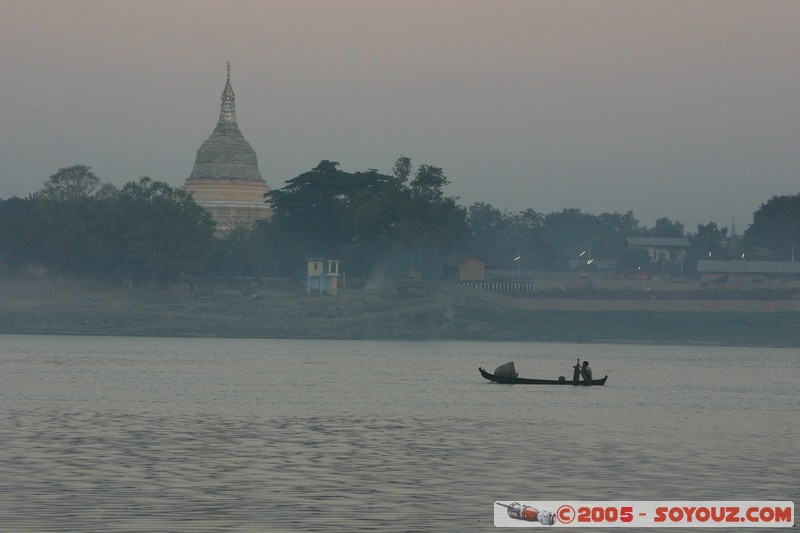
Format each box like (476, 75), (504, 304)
(496, 502), (556, 526)
(494, 501), (794, 528)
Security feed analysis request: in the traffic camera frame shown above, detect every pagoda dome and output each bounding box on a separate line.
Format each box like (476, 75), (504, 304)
(185, 61), (271, 232)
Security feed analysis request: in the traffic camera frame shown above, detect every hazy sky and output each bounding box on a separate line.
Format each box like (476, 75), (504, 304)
(2, 0), (799, 230)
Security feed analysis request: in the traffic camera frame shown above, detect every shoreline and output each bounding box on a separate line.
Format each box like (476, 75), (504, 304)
(2, 276), (799, 348)
(1, 331), (797, 350)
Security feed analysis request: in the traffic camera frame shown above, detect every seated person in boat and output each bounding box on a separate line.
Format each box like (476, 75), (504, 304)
(580, 360), (593, 381)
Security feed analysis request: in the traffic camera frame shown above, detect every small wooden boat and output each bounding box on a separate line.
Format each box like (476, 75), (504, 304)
(479, 367), (608, 386)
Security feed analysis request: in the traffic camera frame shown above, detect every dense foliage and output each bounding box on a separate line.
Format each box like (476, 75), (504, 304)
(0, 167), (215, 282)
(265, 159), (468, 278)
(742, 193), (800, 261)
(1, 162), (798, 282)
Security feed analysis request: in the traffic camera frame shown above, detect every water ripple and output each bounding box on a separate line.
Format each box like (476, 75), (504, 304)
(2, 409), (797, 532)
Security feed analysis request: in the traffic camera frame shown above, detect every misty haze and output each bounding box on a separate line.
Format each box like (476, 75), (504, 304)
(1, 2), (798, 532)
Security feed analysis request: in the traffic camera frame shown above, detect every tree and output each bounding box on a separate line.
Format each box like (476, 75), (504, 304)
(467, 202), (510, 266)
(395, 163), (467, 268)
(410, 165), (449, 202)
(743, 193), (800, 260)
(113, 177), (215, 281)
(647, 217), (685, 238)
(692, 222), (729, 259)
(266, 158), (468, 277)
(598, 211), (640, 236)
(391, 156), (412, 184)
(268, 161), (395, 259)
(37, 165), (101, 202)
(538, 208), (604, 268)
(207, 226), (270, 277)
(0, 197), (39, 270)
(681, 222), (731, 275)
(466, 204), (549, 270)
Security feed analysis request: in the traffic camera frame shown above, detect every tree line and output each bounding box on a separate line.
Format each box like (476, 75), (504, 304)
(1, 161), (798, 283)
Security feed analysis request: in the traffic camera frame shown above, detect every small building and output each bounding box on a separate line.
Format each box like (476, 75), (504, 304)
(306, 258), (341, 295)
(444, 256), (492, 282)
(697, 260), (800, 284)
(445, 256), (535, 292)
(626, 237), (690, 264)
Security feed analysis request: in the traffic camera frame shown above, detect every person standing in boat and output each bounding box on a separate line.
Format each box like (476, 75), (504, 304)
(580, 360), (593, 382)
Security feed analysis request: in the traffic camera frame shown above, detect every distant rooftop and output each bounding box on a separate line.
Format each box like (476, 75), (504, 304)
(697, 260), (800, 274)
(627, 237), (690, 248)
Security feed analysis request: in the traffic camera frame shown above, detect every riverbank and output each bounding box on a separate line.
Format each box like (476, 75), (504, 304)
(1, 276), (799, 346)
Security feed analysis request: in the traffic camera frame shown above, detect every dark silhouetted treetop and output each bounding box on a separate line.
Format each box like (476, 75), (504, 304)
(37, 165), (100, 202)
(744, 193), (800, 260)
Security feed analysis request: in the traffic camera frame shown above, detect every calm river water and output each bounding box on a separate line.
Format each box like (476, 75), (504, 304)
(0, 335), (797, 531)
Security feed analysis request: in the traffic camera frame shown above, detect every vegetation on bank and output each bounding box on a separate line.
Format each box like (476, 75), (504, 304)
(1, 161), (799, 285)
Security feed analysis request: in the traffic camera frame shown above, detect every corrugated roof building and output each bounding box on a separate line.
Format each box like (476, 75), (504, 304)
(697, 260), (800, 283)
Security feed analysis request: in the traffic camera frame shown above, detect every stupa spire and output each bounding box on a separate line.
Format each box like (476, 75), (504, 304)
(188, 59), (264, 183)
(219, 60), (236, 123)
(185, 60), (272, 232)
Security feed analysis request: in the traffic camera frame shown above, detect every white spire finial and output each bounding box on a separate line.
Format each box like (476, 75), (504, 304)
(219, 60), (236, 122)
